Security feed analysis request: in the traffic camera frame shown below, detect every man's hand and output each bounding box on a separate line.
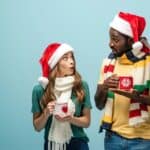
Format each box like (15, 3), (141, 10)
(104, 74), (119, 88)
(109, 88), (150, 105)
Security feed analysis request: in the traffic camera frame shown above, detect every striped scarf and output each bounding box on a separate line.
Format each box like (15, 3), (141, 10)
(100, 44), (150, 131)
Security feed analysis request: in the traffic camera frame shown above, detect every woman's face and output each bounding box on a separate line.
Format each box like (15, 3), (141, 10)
(56, 52), (75, 77)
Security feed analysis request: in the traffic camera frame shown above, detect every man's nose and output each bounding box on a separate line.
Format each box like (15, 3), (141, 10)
(109, 42), (114, 48)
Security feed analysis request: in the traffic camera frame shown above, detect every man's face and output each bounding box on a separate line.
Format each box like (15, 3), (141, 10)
(109, 28), (132, 57)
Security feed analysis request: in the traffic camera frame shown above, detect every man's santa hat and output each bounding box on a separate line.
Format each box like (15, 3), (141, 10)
(110, 12), (146, 51)
(38, 43), (74, 89)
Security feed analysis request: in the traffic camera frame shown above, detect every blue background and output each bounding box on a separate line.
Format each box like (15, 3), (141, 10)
(0, 0), (150, 150)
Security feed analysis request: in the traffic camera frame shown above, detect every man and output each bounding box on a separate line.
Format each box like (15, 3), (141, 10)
(95, 12), (150, 150)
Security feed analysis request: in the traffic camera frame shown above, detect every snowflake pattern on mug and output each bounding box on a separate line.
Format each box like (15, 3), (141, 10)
(119, 76), (133, 90)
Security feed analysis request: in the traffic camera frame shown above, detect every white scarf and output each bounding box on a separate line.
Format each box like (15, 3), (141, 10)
(48, 76), (75, 150)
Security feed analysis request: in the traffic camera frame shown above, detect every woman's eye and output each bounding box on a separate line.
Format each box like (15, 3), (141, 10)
(63, 57), (68, 60)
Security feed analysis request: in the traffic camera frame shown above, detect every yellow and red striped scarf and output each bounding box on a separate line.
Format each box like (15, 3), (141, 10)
(100, 46), (150, 132)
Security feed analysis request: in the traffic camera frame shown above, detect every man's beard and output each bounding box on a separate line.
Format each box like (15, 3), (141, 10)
(113, 48), (131, 58)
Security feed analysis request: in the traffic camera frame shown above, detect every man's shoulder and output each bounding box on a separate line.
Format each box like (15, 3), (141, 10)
(135, 54), (150, 64)
(145, 54), (150, 60)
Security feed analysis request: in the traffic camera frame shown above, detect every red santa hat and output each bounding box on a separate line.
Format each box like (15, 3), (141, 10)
(110, 12), (146, 51)
(38, 43), (74, 89)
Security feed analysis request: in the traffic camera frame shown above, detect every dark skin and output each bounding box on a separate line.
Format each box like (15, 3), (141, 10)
(95, 28), (150, 110)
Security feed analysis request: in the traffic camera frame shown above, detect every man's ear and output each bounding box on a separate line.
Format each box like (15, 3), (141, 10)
(140, 37), (150, 48)
(128, 38), (134, 47)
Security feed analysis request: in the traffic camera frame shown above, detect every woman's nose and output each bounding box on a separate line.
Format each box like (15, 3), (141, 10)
(69, 58), (74, 65)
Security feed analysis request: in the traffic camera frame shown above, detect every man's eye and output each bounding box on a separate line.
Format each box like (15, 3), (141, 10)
(113, 38), (119, 43)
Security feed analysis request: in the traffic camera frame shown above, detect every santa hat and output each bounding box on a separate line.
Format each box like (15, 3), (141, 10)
(110, 12), (146, 51)
(38, 43), (74, 89)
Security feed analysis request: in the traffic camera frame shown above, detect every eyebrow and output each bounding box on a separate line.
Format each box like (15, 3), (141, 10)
(111, 34), (119, 39)
(64, 53), (73, 56)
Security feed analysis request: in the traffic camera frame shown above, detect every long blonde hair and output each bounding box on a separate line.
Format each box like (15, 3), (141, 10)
(40, 58), (85, 109)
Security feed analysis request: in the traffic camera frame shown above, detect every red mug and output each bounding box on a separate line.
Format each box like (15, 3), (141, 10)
(53, 102), (68, 117)
(119, 76), (133, 90)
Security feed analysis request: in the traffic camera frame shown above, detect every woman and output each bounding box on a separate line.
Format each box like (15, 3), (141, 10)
(31, 43), (92, 150)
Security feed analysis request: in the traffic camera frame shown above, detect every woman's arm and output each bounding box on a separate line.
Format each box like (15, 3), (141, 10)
(33, 110), (49, 132)
(69, 107), (91, 128)
(33, 101), (55, 131)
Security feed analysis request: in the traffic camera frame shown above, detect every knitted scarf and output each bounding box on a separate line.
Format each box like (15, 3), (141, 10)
(48, 76), (75, 150)
(100, 46), (150, 132)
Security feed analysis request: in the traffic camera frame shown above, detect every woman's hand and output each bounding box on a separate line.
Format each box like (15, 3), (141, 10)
(44, 101), (56, 118)
(55, 114), (72, 122)
(54, 107), (91, 128)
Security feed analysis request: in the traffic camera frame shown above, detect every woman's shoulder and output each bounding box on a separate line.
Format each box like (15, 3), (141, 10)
(81, 80), (90, 93)
(81, 80), (89, 88)
(32, 84), (44, 94)
(32, 84), (44, 112)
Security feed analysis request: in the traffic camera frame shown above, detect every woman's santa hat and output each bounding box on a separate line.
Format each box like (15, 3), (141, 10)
(38, 43), (74, 89)
(110, 12), (146, 51)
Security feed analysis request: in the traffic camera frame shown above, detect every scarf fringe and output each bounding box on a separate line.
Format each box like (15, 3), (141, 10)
(48, 141), (67, 150)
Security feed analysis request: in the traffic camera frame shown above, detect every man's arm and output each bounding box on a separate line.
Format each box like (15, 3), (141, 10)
(94, 84), (108, 110)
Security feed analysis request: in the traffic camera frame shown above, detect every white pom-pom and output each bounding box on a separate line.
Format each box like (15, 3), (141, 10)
(132, 41), (143, 51)
(38, 76), (49, 89)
